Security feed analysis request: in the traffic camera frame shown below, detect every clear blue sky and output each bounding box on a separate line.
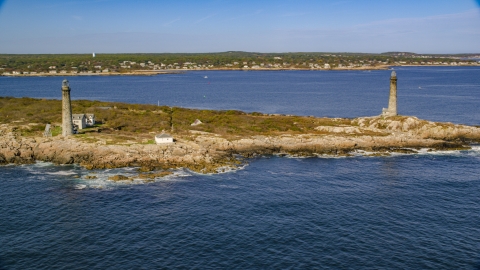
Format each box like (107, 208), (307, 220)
(0, 0), (479, 54)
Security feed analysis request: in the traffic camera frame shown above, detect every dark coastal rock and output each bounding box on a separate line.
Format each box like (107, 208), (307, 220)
(137, 171), (172, 179)
(108, 175), (131, 181)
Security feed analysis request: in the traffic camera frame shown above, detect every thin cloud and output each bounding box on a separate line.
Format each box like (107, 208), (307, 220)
(194, 14), (217, 24)
(281, 12), (310, 17)
(353, 9), (479, 28)
(227, 9), (263, 21)
(330, 1), (352, 6)
(269, 8), (480, 53)
(274, 9), (480, 39)
(163, 18), (181, 27)
(48, 0), (112, 8)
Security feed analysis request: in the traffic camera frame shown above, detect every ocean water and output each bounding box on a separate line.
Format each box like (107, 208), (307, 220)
(1, 67), (480, 269)
(1, 67), (479, 125)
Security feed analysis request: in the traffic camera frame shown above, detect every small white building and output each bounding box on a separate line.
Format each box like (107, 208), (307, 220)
(155, 133), (174, 144)
(72, 114), (87, 130)
(86, 114), (95, 126)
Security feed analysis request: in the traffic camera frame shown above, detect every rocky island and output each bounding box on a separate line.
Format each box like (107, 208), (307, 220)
(1, 98), (479, 175)
(2, 72), (480, 178)
(1, 74), (479, 179)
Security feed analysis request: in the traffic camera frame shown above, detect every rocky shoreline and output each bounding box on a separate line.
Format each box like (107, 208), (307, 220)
(1, 116), (480, 174)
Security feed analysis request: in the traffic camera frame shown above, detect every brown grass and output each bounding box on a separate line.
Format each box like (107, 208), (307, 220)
(1, 97), (359, 140)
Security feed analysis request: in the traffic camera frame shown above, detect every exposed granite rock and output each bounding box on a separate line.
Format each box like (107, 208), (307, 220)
(108, 175), (131, 181)
(137, 171), (172, 179)
(1, 116), (480, 172)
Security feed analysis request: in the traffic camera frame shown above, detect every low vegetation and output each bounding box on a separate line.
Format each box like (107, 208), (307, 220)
(4, 97), (464, 144)
(0, 97), (355, 142)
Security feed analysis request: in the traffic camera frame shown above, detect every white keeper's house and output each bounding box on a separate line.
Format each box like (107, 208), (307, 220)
(72, 113), (96, 130)
(155, 133), (174, 144)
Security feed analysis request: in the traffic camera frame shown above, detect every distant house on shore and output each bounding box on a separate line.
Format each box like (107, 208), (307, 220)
(155, 133), (174, 144)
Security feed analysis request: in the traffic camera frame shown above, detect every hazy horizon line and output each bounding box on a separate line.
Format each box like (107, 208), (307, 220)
(1, 51), (479, 55)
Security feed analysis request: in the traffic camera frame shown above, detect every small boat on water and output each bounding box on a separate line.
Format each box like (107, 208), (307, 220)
(204, 76), (208, 79)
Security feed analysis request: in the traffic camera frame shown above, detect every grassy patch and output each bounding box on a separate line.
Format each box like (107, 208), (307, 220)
(2, 97), (360, 138)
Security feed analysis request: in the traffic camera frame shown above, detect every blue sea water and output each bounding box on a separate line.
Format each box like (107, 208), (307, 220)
(1, 67), (480, 269)
(1, 67), (479, 125)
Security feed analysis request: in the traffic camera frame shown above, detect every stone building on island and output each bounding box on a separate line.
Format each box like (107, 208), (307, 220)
(61, 79), (96, 134)
(61, 79), (74, 136)
(382, 71), (398, 116)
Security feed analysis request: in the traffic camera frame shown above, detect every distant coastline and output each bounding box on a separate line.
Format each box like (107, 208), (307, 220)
(2, 52), (478, 77)
(3, 65), (480, 77)
(0, 70), (183, 77)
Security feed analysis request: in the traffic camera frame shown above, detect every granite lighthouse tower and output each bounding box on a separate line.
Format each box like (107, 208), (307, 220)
(61, 79), (74, 136)
(382, 71), (398, 116)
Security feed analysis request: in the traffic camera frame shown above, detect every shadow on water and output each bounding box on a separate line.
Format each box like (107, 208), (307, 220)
(474, 259), (480, 270)
(0, 257), (6, 270)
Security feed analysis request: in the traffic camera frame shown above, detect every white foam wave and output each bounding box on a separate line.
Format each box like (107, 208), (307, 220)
(273, 146), (480, 159)
(31, 161), (55, 167)
(45, 171), (78, 176)
(470, 145), (480, 152)
(416, 148), (467, 157)
(74, 184), (87, 190)
(70, 168), (194, 189)
(172, 169), (194, 177)
(217, 184), (239, 189)
(215, 165), (247, 174)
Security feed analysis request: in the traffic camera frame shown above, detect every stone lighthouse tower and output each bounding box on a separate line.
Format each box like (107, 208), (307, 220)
(61, 79), (74, 136)
(382, 71), (398, 116)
